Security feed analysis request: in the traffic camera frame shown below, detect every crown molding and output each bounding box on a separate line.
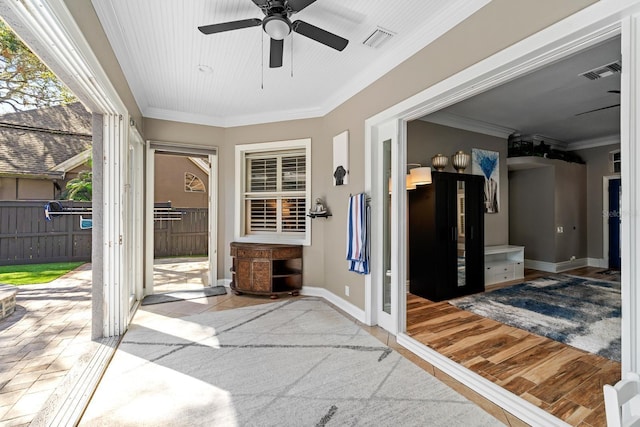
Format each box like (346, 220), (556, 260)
(143, 105), (326, 128)
(566, 135), (620, 150)
(419, 111), (516, 139)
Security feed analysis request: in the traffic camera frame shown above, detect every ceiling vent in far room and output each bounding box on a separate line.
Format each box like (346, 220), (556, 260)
(362, 27), (395, 48)
(579, 60), (622, 80)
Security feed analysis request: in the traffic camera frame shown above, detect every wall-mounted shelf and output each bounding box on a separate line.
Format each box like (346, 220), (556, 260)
(307, 212), (332, 219)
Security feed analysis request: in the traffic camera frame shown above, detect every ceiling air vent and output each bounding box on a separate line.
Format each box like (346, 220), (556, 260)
(362, 27), (395, 48)
(579, 60), (622, 80)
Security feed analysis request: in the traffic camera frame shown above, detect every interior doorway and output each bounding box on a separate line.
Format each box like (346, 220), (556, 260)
(607, 177), (621, 269)
(145, 142), (218, 296)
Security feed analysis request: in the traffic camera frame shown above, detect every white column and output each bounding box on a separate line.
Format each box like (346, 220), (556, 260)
(102, 114), (126, 337)
(621, 13), (640, 374)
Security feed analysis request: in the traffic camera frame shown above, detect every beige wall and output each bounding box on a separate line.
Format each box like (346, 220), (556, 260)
(74, 0), (596, 309)
(573, 143), (620, 259)
(509, 159), (587, 263)
(407, 121), (509, 246)
(154, 154), (209, 208)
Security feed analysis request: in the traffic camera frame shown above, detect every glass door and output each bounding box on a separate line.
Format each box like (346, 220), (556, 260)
(372, 119), (402, 334)
(382, 138), (392, 314)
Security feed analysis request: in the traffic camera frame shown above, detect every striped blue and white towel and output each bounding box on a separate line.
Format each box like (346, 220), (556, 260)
(346, 193), (370, 274)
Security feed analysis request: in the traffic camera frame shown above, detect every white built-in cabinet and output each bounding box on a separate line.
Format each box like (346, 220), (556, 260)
(484, 245), (525, 286)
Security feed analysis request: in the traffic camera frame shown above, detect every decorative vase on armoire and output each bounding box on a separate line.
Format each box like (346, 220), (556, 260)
(408, 171), (484, 301)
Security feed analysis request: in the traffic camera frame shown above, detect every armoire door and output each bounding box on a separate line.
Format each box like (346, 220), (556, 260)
(462, 175), (485, 295)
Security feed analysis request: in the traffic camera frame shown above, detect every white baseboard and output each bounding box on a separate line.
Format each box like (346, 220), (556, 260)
(217, 278), (232, 288)
(397, 334), (569, 427)
(525, 257), (588, 273)
(587, 258), (608, 268)
(301, 286), (366, 324)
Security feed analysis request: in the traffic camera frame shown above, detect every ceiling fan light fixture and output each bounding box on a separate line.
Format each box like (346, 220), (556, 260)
(263, 16), (291, 40)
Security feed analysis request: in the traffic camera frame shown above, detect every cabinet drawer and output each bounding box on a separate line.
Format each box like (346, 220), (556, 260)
(237, 249), (271, 259)
(485, 263), (514, 275)
(485, 272), (514, 286)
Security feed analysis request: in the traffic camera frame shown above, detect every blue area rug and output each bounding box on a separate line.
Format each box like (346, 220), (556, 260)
(449, 274), (621, 361)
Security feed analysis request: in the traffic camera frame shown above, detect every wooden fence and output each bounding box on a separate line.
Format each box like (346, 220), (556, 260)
(0, 201), (208, 266)
(0, 200), (92, 266)
(153, 208), (209, 257)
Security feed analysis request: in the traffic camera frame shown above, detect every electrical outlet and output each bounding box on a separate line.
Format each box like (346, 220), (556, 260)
(345, 285), (350, 297)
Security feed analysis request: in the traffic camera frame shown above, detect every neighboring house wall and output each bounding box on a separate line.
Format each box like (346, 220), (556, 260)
(407, 121), (509, 247)
(154, 153), (208, 208)
(0, 177), (55, 200)
(573, 143), (621, 259)
(17, 178), (55, 200)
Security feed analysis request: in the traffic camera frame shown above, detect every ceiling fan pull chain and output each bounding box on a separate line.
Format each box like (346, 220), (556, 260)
(261, 30), (264, 90)
(291, 35), (294, 78)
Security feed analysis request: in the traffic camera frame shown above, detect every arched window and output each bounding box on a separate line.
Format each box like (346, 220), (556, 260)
(185, 172), (206, 193)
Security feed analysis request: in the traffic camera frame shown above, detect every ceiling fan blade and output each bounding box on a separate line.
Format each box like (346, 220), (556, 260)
(270, 38), (284, 68)
(292, 20), (348, 51)
(287, 0), (318, 13)
(575, 104), (620, 116)
(250, 0), (269, 7)
(198, 18), (262, 35)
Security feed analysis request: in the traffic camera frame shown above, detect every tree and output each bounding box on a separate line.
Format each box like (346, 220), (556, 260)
(62, 158), (92, 201)
(0, 20), (76, 112)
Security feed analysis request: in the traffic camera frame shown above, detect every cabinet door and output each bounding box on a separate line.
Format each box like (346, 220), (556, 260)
(251, 260), (272, 292)
(236, 259), (252, 291)
(463, 175), (485, 294)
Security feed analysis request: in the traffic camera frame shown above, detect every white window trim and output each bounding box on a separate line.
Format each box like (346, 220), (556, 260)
(234, 138), (311, 246)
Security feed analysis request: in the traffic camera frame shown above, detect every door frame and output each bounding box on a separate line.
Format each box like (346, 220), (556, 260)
(144, 142), (218, 295)
(126, 125), (145, 314)
(365, 1), (640, 424)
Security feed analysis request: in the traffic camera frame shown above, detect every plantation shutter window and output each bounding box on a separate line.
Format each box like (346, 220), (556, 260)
(238, 141), (310, 245)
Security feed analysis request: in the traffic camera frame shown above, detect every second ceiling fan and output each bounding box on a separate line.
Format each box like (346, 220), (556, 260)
(198, 0), (349, 68)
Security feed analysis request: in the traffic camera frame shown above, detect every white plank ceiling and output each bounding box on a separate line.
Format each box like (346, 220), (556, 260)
(92, 0), (490, 127)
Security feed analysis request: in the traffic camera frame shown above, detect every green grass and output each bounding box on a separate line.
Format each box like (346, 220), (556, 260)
(0, 262), (85, 285)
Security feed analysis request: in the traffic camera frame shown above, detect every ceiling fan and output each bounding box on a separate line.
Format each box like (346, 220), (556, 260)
(575, 90), (620, 116)
(198, 0), (349, 68)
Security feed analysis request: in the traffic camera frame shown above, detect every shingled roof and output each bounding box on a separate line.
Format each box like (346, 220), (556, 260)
(0, 102), (92, 179)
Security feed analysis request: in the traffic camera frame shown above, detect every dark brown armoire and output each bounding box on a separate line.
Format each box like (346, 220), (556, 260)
(408, 171), (484, 301)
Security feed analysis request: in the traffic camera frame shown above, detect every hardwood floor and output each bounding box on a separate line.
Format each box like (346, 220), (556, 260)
(406, 267), (621, 427)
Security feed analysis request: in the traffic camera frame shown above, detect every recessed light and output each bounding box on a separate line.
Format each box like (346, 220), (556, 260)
(197, 64), (213, 74)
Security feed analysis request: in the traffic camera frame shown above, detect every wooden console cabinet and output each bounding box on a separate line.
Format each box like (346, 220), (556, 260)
(230, 242), (302, 298)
